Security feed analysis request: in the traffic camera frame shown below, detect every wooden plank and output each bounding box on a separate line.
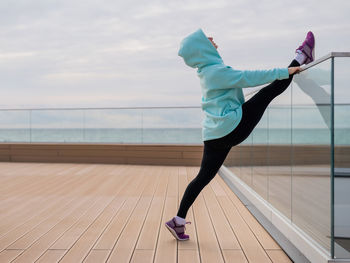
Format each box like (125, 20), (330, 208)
(4, 143), (204, 152)
(130, 249), (154, 263)
(94, 166), (157, 259)
(0, 155), (10, 161)
(36, 249), (67, 263)
(4, 166), (115, 247)
(7, 143), (127, 151)
(58, 149), (182, 158)
(1, 143), (206, 166)
(202, 183), (241, 249)
(216, 176), (280, 249)
(266, 249), (292, 263)
(106, 196), (153, 262)
(153, 166), (178, 263)
(57, 197), (125, 262)
(0, 249), (24, 263)
(10, 166), (131, 262)
(222, 249), (248, 263)
(0, 164), (102, 222)
(217, 195), (272, 263)
(10, 198), (115, 261)
(11, 155), (128, 164)
(178, 249), (201, 263)
(154, 171), (168, 197)
(0, 162), (293, 263)
(0, 164), (72, 209)
(2, 143), (347, 166)
(166, 166), (178, 197)
(125, 145), (203, 152)
(183, 151), (203, 159)
(153, 196), (177, 263)
(126, 157), (201, 166)
(0, 144), (11, 149)
(0, 173), (103, 250)
(209, 177), (227, 197)
(53, 172), (139, 250)
(134, 168), (167, 250)
(0, 149), (10, 155)
(83, 249), (110, 263)
(93, 197), (139, 250)
(0, 166), (82, 221)
(10, 149), (58, 156)
(192, 194), (224, 262)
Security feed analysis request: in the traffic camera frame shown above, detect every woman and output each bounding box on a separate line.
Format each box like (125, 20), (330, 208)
(165, 28), (315, 241)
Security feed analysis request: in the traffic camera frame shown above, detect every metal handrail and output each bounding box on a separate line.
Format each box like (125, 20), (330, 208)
(300, 52), (350, 72)
(244, 52), (350, 97)
(0, 106), (202, 111)
(0, 104), (350, 111)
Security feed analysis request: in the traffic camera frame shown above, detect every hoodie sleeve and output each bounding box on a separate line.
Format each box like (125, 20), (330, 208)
(222, 66), (290, 89)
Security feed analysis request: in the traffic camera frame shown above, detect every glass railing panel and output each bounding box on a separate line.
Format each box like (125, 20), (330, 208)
(0, 110), (31, 142)
(251, 108), (269, 200)
(30, 109), (86, 143)
(291, 59), (332, 253)
(83, 109), (142, 143)
(141, 107), (202, 144)
(240, 133), (253, 187)
(0, 107), (204, 144)
(268, 105), (292, 220)
(333, 57), (350, 259)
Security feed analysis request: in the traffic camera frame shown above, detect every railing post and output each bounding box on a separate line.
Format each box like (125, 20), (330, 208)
(330, 56), (335, 259)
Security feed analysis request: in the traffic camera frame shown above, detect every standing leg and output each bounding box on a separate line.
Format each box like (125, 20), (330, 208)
(177, 143), (231, 218)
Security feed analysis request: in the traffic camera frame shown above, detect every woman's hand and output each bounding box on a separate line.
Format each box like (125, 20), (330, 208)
(288, 66), (301, 75)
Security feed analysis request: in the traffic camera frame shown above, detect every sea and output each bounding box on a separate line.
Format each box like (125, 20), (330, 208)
(0, 128), (349, 145)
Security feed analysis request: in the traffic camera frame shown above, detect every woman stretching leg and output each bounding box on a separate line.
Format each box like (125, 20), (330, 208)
(165, 29), (315, 241)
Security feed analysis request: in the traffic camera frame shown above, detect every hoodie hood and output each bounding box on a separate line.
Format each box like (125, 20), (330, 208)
(178, 28), (223, 70)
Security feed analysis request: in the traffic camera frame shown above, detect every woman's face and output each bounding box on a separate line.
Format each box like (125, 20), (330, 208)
(208, 37), (218, 49)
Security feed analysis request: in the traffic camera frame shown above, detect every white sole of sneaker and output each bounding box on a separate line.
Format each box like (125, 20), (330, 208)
(165, 223), (189, 241)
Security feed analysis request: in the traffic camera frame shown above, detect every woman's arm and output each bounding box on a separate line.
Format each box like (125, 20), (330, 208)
(219, 66), (300, 89)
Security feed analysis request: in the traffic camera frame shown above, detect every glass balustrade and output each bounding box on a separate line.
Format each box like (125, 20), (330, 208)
(223, 52), (350, 259)
(0, 107), (203, 144)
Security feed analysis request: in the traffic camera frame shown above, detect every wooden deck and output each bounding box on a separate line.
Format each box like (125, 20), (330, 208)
(0, 162), (292, 263)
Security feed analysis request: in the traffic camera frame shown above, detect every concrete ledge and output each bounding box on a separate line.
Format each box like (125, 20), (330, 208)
(219, 165), (332, 263)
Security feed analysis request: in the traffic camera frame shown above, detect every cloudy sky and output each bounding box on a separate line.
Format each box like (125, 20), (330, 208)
(1, 0), (349, 109)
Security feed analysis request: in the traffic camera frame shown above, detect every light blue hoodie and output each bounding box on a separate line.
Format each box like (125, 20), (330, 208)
(178, 28), (290, 141)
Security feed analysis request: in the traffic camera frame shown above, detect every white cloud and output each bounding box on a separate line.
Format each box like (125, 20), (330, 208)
(0, 0), (349, 110)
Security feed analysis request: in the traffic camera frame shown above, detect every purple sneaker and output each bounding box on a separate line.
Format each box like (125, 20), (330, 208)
(165, 217), (192, 241)
(296, 31), (315, 64)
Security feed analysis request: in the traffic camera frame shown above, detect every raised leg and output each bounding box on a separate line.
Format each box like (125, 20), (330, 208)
(222, 59), (300, 147)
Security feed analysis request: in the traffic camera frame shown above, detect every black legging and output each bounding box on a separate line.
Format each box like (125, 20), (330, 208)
(177, 59), (300, 218)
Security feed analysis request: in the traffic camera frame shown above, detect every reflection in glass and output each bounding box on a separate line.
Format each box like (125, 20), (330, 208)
(268, 106), (292, 220)
(252, 109), (268, 200)
(291, 59), (331, 252)
(333, 58), (350, 258)
(241, 133), (253, 186)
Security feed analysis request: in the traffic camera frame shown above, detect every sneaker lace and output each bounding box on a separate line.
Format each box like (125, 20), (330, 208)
(172, 218), (192, 233)
(184, 221), (191, 231)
